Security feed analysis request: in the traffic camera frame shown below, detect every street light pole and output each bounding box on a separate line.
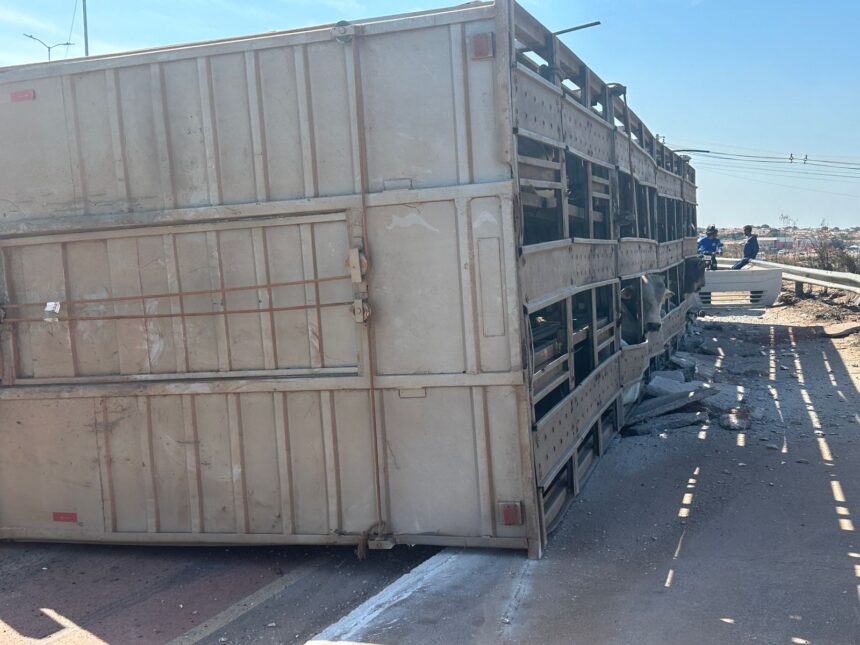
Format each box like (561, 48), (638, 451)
(83, 0), (89, 56)
(23, 34), (74, 61)
(553, 21), (601, 36)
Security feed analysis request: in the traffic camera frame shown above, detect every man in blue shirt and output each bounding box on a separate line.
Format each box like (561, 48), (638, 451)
(732, 225), (759, 269)
(697, 225), (722, 269)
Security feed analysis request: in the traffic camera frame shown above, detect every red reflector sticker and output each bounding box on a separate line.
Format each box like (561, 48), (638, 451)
(52, 512), (78, 523)
(470, 32), (495, 59)
(10, 89), (36, 103)
(498, 501), (523, 526)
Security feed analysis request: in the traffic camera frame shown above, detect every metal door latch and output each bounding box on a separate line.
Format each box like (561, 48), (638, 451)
(346, 248), (368, 283)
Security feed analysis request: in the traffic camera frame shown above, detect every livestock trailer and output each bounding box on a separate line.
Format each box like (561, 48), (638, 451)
(0, 1), (699, 557)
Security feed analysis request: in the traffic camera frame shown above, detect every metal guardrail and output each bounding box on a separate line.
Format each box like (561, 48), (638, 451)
(716, 257), (860, 296)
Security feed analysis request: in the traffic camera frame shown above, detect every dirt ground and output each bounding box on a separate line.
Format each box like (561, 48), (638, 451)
(312, 289), (860, 645)
(2, 290), (859, 644)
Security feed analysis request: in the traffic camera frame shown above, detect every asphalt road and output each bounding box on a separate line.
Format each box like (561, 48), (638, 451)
(4, 298), (859, 645)
(0, 542), (435, 644)
(311, 302), (860, 645)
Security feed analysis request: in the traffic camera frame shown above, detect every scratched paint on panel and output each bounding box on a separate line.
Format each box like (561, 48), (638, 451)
(314, 221), (357, 367)
(106, 238), (151, 375)
(210, 53), (257, 204)
(0, 399), (101, 531)
(219, 228), (266, 370)
(104, 397), (149, 533)
(161, 60), (209, 208)
(464, 19), (510, 184)
(265, 224), (311, 368)
(382, 387), (481, 536)
(116, 65), (163, 212)
(65, 239), (121, 376)
(238, 393), (283, 534)
(369, 201), (466, 375)
(0, 77), (76, 218)
(306, 42), (354, 197)
(360, 27), (458, 191)
(10, 244), (75, 378)
(149, 396), (192, 532)
(332, 391), (378, 533)
(174, 232), (224, 372)
(136, 235), (181, 374)
(257, 47), (305, 201)
(72, 71), (122, 215)
(195, 395), (237, 533)
(285, 391), (328, 534)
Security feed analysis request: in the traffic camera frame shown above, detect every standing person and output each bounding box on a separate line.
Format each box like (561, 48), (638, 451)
(697, 225), (723, 270)
(732, 225), (759, 269)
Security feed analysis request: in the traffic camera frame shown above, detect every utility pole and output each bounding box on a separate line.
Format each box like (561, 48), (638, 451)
(83, 0), (89, 56)
(23, 34), (73, 61)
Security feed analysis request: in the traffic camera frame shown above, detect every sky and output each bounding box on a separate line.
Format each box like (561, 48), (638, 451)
(1, 0), (859, 229)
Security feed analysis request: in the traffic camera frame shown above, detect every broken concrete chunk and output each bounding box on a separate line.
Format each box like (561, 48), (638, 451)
(623, 411), (709, 436)
(673, 350), (718, 381)
(668, 352), (697, 380)
(649, 370), (686, 383)
(625, 388), (717, 426)
(645, 376), (708, 397)
(704, 384), (747, 413)
(698, 338), (722, 356)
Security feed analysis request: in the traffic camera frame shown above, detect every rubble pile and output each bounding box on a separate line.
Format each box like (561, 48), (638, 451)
(622, 321), (770, 437)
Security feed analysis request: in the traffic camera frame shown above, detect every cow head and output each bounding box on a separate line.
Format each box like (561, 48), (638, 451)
(619, 273), (674, 344)
(684, 256), (707, 295)
(642, 273), (673, 333)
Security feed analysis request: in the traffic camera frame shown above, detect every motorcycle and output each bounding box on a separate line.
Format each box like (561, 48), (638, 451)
(700, 246), (722, 271)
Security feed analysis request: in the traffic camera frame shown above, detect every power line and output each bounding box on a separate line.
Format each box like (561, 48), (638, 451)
(699, 168), (860, 198)
(668, 139), (860, 162)
(673, 147), (860, 171)
(65, 0), (79, 59)
(693, 160), (860, 181)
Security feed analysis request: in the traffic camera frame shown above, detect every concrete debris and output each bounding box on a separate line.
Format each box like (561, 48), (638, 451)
(698, 338), (722, 356)
(679, 335), (705, 352)
(623, 411), (708, 436)
(649, 369), (686, 383)
(719, 409), (752, 431)
(645, 376), (709, 397)
(668, 352), (697, 379)
(625, 387), (717, 426)
(704, 384), (747, 413)
(673, 351), (718, 381)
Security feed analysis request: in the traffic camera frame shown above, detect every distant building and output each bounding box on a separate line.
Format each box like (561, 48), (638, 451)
(756, 236), (793, 252)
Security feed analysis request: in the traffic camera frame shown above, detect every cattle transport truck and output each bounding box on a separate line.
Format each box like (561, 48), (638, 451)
(0, 1), (700, 558)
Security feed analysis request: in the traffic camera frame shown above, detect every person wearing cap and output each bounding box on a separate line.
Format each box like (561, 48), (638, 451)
(732, 225), (759, 269)
(697, 225), (723, 268)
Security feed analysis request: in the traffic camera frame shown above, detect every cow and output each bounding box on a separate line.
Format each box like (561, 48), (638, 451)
(683, 256), (707, 296)
(620, 273), (674, 345)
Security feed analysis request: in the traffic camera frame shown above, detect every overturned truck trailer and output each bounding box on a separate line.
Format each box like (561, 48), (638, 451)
(0, 1), (699, 557)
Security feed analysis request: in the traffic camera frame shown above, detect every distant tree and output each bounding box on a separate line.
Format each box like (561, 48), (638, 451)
(778, 213), (798, 231)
